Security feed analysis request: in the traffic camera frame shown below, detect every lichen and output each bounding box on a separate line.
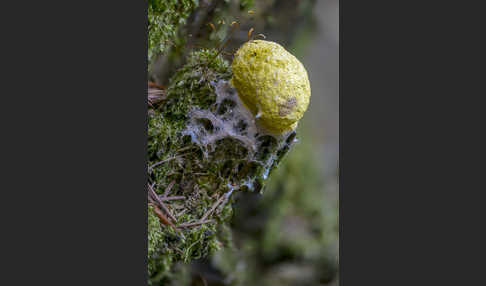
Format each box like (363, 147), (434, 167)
(147, 49), (298, 284)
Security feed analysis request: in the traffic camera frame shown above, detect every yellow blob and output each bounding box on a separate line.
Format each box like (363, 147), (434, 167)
(231, 40), (311, 134)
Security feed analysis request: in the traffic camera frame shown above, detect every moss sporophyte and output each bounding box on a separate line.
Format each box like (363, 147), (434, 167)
(147, 43), (311, 283)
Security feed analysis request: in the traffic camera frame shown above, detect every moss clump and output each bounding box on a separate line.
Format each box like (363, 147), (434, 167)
(148, 0), (198, 65)
(147, 49), (298, 284)
(207, 136), (338, 286)
(147, 205), (166, 278)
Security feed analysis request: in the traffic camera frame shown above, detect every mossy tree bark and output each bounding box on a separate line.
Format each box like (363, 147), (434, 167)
(147, 1), (325, 285)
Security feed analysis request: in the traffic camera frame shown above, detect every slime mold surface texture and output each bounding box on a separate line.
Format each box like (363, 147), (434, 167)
(231, 40), (311, 134)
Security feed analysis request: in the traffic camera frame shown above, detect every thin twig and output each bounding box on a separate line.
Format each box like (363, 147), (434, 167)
(176, 146), (196, 153)
(163, 180), (176, 198)
(171, 203), (185, 210)
(178, 220), (214, 228)
(149, 203), (177, 230)
(199, 190), (233, 222)
(160, 195), (185, 201)
(176, 209), (187, 218)
(148, 81), (166, 89)
(149, 158), (174, 170)
(148, 183), (177, 222)
(148, 85), (166, 108)
(149, 153), (189, 171)
(149, 203), (186, 240)
(147, 193), (155, 204)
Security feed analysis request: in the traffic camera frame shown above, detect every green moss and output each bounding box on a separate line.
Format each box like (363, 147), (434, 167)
(147, 49), (298, 284)
(205, 132), (338, 286)
(148, 0), (198, 65)
(239, 0), (254, 10)
(148, 206), (163, 261)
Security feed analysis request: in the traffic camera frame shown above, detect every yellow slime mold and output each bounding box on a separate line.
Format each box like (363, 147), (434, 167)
(231, 40), (311, 134)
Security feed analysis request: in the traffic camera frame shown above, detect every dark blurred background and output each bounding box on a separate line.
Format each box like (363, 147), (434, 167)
(151, 1), (339, 284)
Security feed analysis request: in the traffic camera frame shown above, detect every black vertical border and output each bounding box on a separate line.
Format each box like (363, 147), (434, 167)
(340, 1), (485, 285)
(1, 1), (148, 284)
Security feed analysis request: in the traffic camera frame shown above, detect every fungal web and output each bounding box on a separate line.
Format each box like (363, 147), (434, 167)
(181, 80), (297, 192)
